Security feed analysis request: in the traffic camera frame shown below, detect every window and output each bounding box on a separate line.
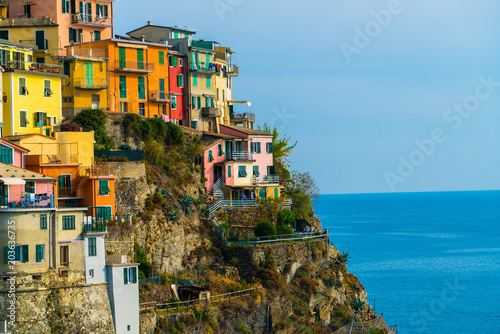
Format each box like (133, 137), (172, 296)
(60, 246), (69, 266)
(96, 4), (104, 17)
(191, 120), (198, 129)
(25, 181), (35, 194)
(62, 0), (70, 13)
(92, 94), (100, 102)
(124, 267), (137, 284)
(250, 142), (254, 153)
(119, 76), (126, 98)
(120, 102), (128, 112)
(0, 146), (12, 164)
(94, 30), (101, 41)
(159, 51), (164, 65)
(19, 110), (28, 128)
(177, 74), (183, 88)
(40, 214), (47, 229)
(218, 144), (223, 156)
(253, 166), (260, 176)
(168, 55), (173, 67)
(36, 244), (45, 262)
(88, 237), (97, 256)
(216, 88), (219, 100)
(228, 165), (232, 178)
(138, 77), (145, 100)
(238, 166), (247, 177)
(62, 215), (75, 230)
(19, 77), (27, 95)
(35, 111), (47, 127)
(193, 74), (198, 87)
(99, 180), (110, 195)
(5, 245), (29, 263)
(208, 150), (213, 162)
(171, 96), (177, 109)
(96, 206), (112, 221)
(89, 269), (94, 277)
(54, 116), (57, 125)
(266, 143), (273, 153)
(0, 30), (8, 40)
(44, 80), (52, 97)
(255, 142), (261, 154)
(139, 103), (145, 116)
(267, 166), (275, 175)
(173, 31), (178, 39)
(206, 75), (211, 88)
(63, 59), (71, 76)
(179, 58), (184, 67)
(69, 27), (77, 43)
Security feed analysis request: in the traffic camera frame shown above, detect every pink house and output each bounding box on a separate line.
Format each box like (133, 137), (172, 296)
(0, 138), (29, 168)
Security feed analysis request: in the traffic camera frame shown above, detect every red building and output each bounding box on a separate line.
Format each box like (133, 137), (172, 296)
(168, 50), (187, 124)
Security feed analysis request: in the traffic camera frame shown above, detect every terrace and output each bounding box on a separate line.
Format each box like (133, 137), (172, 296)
(71, 13), (112, 27)
(225, 151), (253, 161)
(114, 60), (154, 73)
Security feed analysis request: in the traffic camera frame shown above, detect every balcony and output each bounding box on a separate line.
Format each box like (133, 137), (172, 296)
(83, 222), (107, 233)
(74, 77), (108, 89)
(2, 194), (54, 210)
(149, 90), (170, 103)
(190, 61), (217, 74)
(115, 60), (154, 73)
(227, 65), (238, 76)
(202, 107), (222, 117)
(225, 151), (253, 161)
(1, 60), (63, 74)
(230, 112), (255, 122)
(191, 40), (213, 51)
(79, 165), (114, 177)
(71, 14), (112, 27)
(66, 47), (107, 58)
(253, 175), (281, 185)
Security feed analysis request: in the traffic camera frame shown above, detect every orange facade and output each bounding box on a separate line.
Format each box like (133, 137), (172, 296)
(75, 39), (170, 118)
(6, 0), (114, 55)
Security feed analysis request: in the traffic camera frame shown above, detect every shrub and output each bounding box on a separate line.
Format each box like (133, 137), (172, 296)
(74, 108), (107, 131)
(338, 252), (350, 264)
(255, 221), (276, 237)
(118, 143), (132, 150)
(277, 209), (296, 226)
(180, 194), (194, 214)
(134, 243), (153, 278)
(276, 224), (293, 236)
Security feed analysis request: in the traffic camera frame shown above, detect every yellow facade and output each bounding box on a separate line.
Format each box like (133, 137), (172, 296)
(62, 47), (109, 117)
(214, 58), (230, 125)
(2, 70), (63, 136)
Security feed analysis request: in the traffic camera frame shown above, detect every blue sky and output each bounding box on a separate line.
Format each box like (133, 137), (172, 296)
(114, 0), (500, 194)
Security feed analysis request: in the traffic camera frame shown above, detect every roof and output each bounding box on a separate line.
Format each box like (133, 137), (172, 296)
(0, 163), (56, 181)
(126, 24), (198, 35)
(202, 133), (242, 150)
(0, 138), (30, 153)
(0, 38), (33, 50)
(69, 37), (171, 49)
(220, 124), (273, 136)
(4, 133), (56, 142)
(0, 18), (58, 28)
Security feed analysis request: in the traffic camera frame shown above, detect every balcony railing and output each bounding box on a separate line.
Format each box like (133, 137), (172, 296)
(4, 194), (54, 209)
(253, 175), (281, 185)
(83, 222), (107, 233)
(42, 154), (78, 164)
(71, 13), (112, 27)
(225, 151), (253, 161)
(149, 90), (170, 103)
(201, 107), (222, 117)
(230, 112), (255, 122)
(74, 77), (108, 89)
(228, 64), (238, 76)
(79, 165), (114, 177)
(115, 60), (154, 73)
(190, 61), (217, 73)
(66, 48), (107, 58)
(58, 187), (78, 198)
(1, 60), (63, 74)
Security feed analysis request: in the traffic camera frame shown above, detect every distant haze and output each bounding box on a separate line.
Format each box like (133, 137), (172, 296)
(115, 0), (500, 194)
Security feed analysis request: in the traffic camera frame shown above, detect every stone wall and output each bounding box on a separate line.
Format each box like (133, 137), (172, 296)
(0, 271), (114, 333)
(98, 161), (146, 180)
(140, 312), (157, 334)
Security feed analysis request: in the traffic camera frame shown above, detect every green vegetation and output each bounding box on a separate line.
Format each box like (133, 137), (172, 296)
(254, 221), (276, 237)
(258, 124), (297, 180)
(134, 243), (153, 278)
(338, 252), (350, 264)
(180, 194), (194, 214)
(72, 109), (114, 149)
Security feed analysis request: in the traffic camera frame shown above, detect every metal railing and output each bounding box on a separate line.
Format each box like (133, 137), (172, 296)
(58, 187), (78, 197)
(228, 64), (239, 76)
(5, 194), (54, 209)
(115, 60), (154, 72)
(230, 112), (255, 122)
(83, 222), (107, 233)
(66, 48), (106, 58)
(1, 60), (63, 74)
(149, 90), (170, 102)
(225, 151), (253, 161)
(225, 230), (328, 245)
(42, 154), (78, 164)
(253, 175), (281, 185)
(202, 107), (222, 117)
(190, 61), (217, 73)
(72, 13), (111, 26)
(74, 77), (108, 89)
(331, 314), (396, 334)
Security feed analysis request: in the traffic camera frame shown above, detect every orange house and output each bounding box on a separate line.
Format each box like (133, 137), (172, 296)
(72, 37), (171, 118)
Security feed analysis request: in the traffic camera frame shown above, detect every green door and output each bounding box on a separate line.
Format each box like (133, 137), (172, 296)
(35, 30), (45, 50)
(274, 188), (278, 199)
(138, 77), (145, 100)
(259, 189), (266, 199)
(118, 47), (125, 68)
(159, 78), (165, 99)
(85, 62), (93, 87)
(137, 49), (144, 70)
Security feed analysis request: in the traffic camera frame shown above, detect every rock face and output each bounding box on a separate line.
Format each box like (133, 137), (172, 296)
(0, 272), (115, 333)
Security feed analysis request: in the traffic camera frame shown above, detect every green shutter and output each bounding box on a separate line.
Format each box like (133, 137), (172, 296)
(119, 76), (126, 98)
(85, 62), (93, 87)
(20, 111), (27, 127)
(22, 245), (28, 262)
(104, 5), (108, 17)
(159, 51), (164, 65)
(123, 267), (128, 284)
(206, 75), (211, 88)
(208, 150), (213, 162)
(105, 206), (112, 220)
(190, 52), (194, 68)
(87, 3), (92, 22)
(131, 267), (137, 283)
(173, 56), (178, 67)
(36, 245), (43, 262)
(174, 31), (178, 39)
(192, 96), (196, 109)
(119, 47), (125, 68)
(137, 49), (144, 69)
(193, 74), (197, 87)
(205, 54), (210, 64)
(69, 27), (73, 43)
(177, 74), (182, 87)
(197, 97), (201, 109)
(42, 112), (47, 126)
(62, 0), (66, 13)
(138, 77), (145, 99)
(228, 166), (231, 178)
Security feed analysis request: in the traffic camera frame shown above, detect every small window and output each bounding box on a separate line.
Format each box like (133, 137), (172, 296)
(255, 143), (261, 154)
(123, 267), (137, 284)
(25, 181), (35, 194)
(139, 103), (145, 116)
(36, 244), (45, 262)
(19, 77), (28, 96)
(208, 150), (213, 162)
(43, 80), (52, 97)
(218, 144), (223, 156)
(62, 0), (70, 13)
(171, 96), (177, 109)
(94, 30), (101, 41)
(238, 166), (247, 178)
(6, 245), (29, 263)
(159, 51), (164, 65)
(253, 166), (260, 177)
(206, 75), (211, 88)
(228, 165), (232, 178)
(62, 215), (76, 230)
(168, 55), (173, 67)
(179, 58), (184, 67)
(99, 180), (110, 195)
(177, 74), (183, 88)
(40, 214), (47, 229)
(88, 237), (97, 256)
(20, 110), (28, 127)
(89, 269), (94, 277)
(0, 146), (13, 164)
(267, 143), (273, 154)
(193, 74), (198, 87)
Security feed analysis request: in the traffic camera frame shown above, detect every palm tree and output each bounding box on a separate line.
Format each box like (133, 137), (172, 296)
(258, 124), (297, 181)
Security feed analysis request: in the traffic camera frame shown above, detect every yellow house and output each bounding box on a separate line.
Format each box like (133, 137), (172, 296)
(214, 46), (238, 126)
(5, 131), (95, 167)
(0, 39), (65, 137)
(62, 45), (109, 117)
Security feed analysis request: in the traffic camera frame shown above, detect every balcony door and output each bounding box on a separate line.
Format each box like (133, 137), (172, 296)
(59, 174), (71, 197)
(35, 30), (45, 50)
(159, 79), (165, 99)
(60, 246), (69, 266)
(214, 166), (223, 182)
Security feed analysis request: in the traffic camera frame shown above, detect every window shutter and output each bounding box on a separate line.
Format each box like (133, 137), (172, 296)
(205, 54), (210, 64)
(22, 245), (28, 262)
(43, 112), (48, 126)
(123, 268), (128, 284)
(206, 75), (211, 88)
(105, 206), (112, 220)
(193, 74), (197, 87)
(191, 96), (195, 109)
(177, 75), (182, 87)
(173, 56), (178, 67)
(159, 51), (164, 65)
(104, 5), (108, 17)
(36, 245), (42, 262)
(228, 165), (231, 178)
(87, 3), (92, 22)
(71, 0), (75, 13)
(95, 3), (99, 16)
(62, 0), (66, 13)
(197, 97), (201, 109)
(132, 267), (137, 283)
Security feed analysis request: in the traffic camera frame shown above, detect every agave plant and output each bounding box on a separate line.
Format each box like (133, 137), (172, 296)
(180, 194), (194, 214)
(352, 298), (366, 320)
(160, 189), (170, 198)
(338, 252), (350, 263)
(168, 210), (179, 221)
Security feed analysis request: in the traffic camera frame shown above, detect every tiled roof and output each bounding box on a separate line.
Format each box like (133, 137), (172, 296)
(220, 124), (273, 136)
(0, 163), (56, 181)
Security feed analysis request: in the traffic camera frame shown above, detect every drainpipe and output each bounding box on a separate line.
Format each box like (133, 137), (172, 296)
(49, 210), (56, 268)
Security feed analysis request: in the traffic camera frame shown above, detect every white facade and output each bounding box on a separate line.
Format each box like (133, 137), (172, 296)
(83, 233), (107, 284)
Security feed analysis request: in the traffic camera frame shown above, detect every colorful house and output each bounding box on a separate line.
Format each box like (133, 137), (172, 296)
(73, 37), (171, 118)
(168, 49), (187, 124)
(0, 39), (64, 137)
(5, 0), (116, 55)
(214, 46), (238, 125)
(0, 137), (29, 167)
(62, 44), (109, 117)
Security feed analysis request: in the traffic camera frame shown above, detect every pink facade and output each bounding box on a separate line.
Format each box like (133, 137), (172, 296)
(248, 136), (274, 176)
(8, 181), (53, 204)
(0, 139), (29, 168)
(203, 139), (225, 190)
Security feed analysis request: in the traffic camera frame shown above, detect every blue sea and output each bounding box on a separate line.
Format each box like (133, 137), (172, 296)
(315, 191), (500, 334)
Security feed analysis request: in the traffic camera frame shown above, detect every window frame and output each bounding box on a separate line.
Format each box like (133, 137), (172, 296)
(43, 79), (52, 97)
(238, 166), (247, 178)
(36, 244), (45, 262)
(40, 214), (47, 229)
(98, 179), (110, 196)
(62, 215), (76, 230)
(18, 77), (27, 96)
(88, 237), (97, 256)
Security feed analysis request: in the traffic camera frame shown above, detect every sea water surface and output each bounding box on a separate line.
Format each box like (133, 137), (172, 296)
(315, 191), (500, 334)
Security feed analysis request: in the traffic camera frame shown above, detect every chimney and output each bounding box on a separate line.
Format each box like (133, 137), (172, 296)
(147, 21), (151, 25)
(141, 35), (145, 42)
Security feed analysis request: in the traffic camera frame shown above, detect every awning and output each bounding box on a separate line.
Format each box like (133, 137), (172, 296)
(0, 177), (26, 185)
